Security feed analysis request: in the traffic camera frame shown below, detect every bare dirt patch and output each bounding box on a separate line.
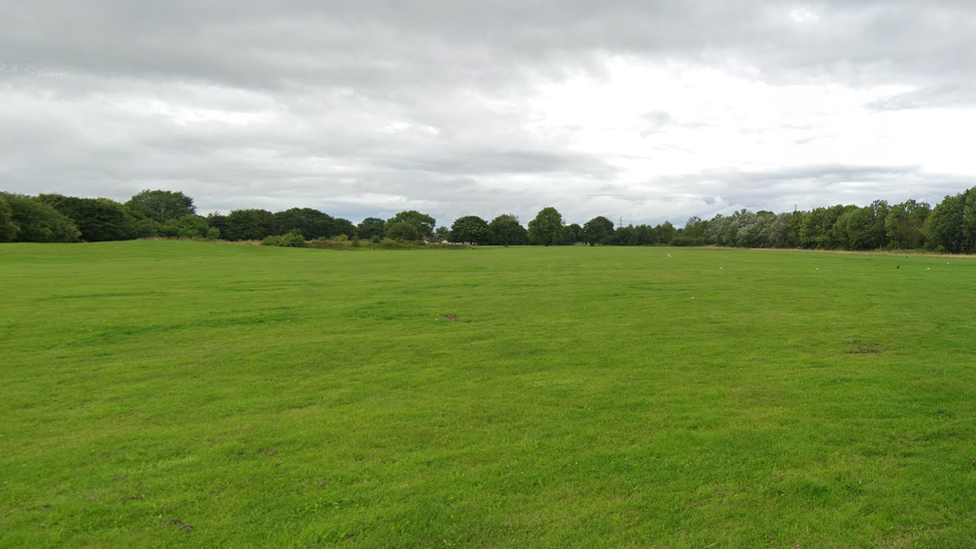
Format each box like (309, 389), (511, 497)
(162, 518), (194, 532)
(846, 340), (888, 354)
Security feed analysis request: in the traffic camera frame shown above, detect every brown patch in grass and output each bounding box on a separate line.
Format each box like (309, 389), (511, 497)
(847, 340), (888, 354)
(164, 518), (194, 532)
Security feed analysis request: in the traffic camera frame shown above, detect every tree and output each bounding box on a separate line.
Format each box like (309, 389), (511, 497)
(733, 211), (760, 247)
(866, 199), (890, 249)
(635, 224), (655, 245)
(223, 209), (274, 241)
(1, 193), (79, 242)
(527, 207), (563, 246)
(357, 217), (386, 240)
(962, 188), (976, 253)
(836, 207), (873, 250)
(711, 210), (757, 248)
(784, 211), (804, 248)
(654, 221), (677, 245)
(612, 224), (637, 245)
(386, 222), (420, 241)
(125, 190), (195, 223)
(489, 214), (528, 246)
(926, 187), (976, 253)
(0, 194), (19, 242)
(583, 216), (615, 245)
(386, 210), (435, 238)
(758, 212), (794, 248)
(705, 214), (730, 246)
(752, 210), (777, 248)
(562, 223), (583, 245)
(272, 208), (336, 239)
(450, 216), (492, 244)
(924, 193), (965, 252)
(161, 215), (209, 239)
(333, 218), (358, 239)
(886, 200), (930, 249)
(682, 217), (707, 240)
(799, 205), (853, 249)
(37, 194), (137, 242)
(205, 213), (228, 237)
(434, 226), (450, 241)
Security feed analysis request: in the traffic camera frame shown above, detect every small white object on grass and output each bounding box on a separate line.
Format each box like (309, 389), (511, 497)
(719, 266), (723, 270)
(927, 267), (931, 270)
(691, 296), (695, 299)
(667, 253), (672, 258)
(816, 268), (819, 271)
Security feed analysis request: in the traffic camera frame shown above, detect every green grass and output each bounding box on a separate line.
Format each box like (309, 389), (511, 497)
(2, 241), (975, 548)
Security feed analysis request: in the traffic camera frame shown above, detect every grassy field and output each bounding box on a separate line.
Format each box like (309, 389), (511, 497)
(2, 241), (975, 548)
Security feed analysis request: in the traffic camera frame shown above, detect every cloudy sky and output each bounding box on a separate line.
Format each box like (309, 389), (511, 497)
(2, 1), (975, 227)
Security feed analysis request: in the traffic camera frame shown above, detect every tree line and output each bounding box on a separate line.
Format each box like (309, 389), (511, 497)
(2, 186), (975, 253)
(678, 191), (974, 253)
(0, 190), (678, 247)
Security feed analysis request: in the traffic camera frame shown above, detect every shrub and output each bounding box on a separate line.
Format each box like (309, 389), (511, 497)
(260, 231), (305, 248)
(670, 235), (705, 247)
(1, 193), (80, 242)
(306, 237), (351, 250)
(386, 222), (420, 241)
(261, 235), (284, 247)
(376, 237), (405, 249)
(37, 195), (139, 242)
(280, 231), (306, 248)
(0, 194), (17, 242)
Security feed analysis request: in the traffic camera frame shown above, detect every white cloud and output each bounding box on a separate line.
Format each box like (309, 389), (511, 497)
(2, 0), (975, 227)
(790, 7), (820, 24)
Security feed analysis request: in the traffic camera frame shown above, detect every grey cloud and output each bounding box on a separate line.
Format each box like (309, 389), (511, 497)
(8, 1), (976, 91)
(3, 1), (976, 227)
(374, 149), (615, 179)
(674, 164), (970, 216)
(639, 110), (675, 136)
(866, 82), (976, 111)
(573, 164), (972, 226)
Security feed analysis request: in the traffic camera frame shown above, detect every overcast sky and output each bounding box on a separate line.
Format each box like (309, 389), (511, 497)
(2, 1), (975, 227)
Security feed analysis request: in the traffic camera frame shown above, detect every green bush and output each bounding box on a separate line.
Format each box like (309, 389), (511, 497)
(261, 235), (284, 247)
(302, 236), (462, 251)
(260, 231), (306, 248)
(168, 215), (210, 239)
(280, 231), (306, 248)
(670, 235), (705, 247)
(386, 222), (420, 241)
(0, 194), (17, 242)
(306, 237), (351, 250)
(1, 193), (80, 242)
(376, 237), (406, 249)
(37, 195), (139, 242)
